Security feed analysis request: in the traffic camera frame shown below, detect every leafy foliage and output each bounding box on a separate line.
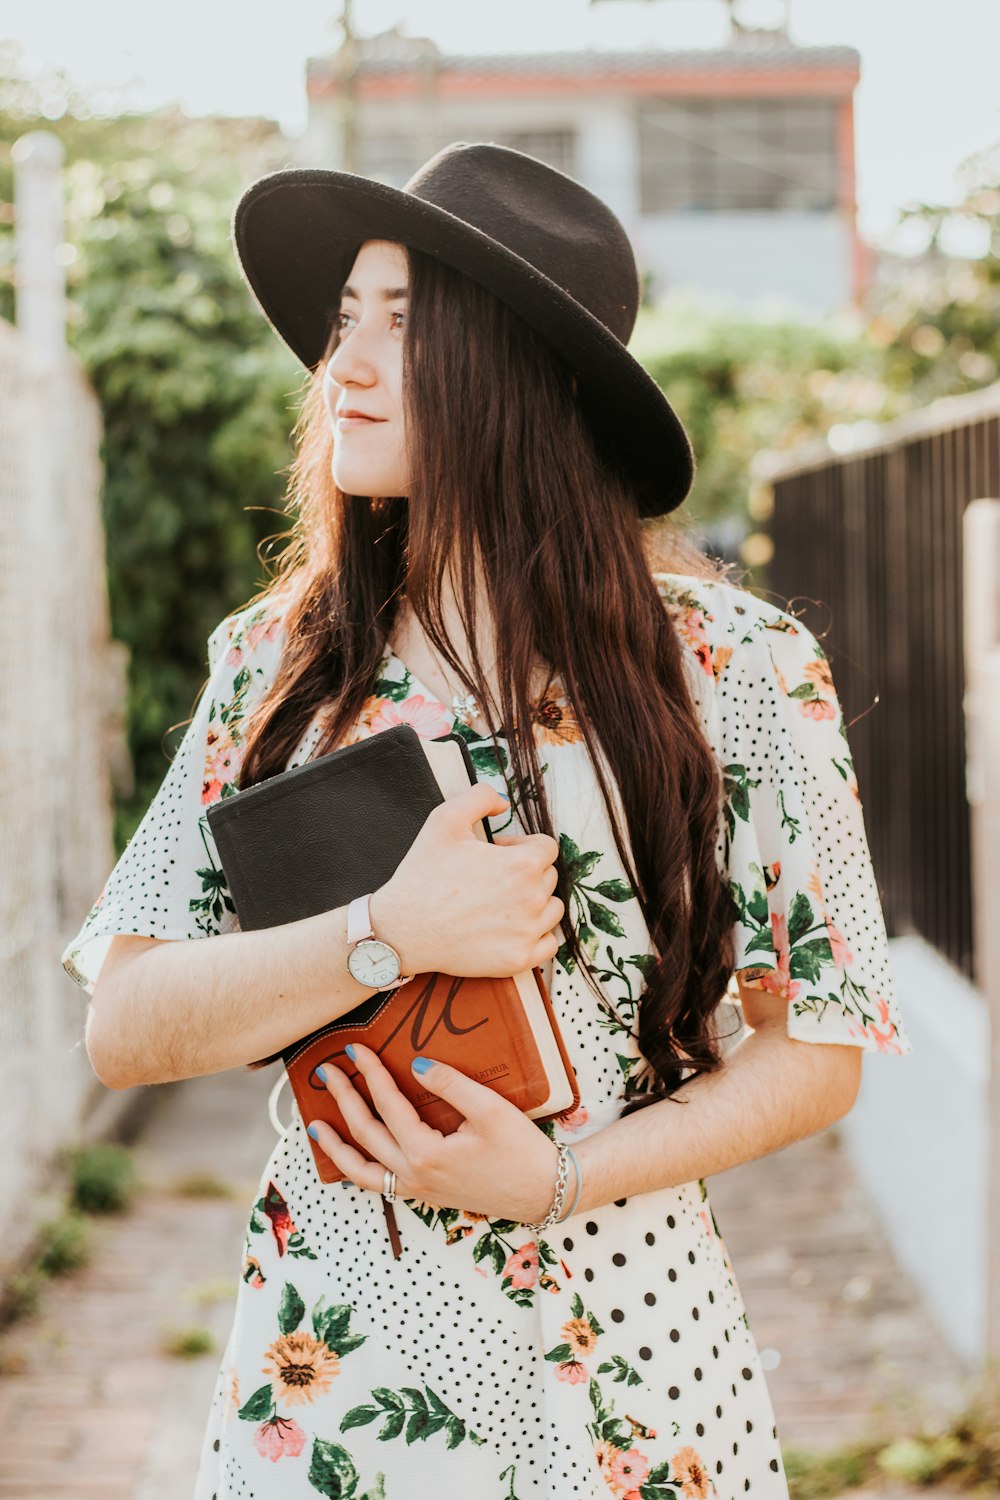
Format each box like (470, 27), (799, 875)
(1, 61), (303, 844)
(632, 165), (1000, 537)
(3, 47), (999, 850)
(64, 1142), (138, 1214)
(864, 180), (1000, 404)
(631, 294), (885, 526)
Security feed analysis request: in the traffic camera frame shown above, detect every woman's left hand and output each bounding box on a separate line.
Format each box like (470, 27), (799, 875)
(306, 1043), (562, 1225)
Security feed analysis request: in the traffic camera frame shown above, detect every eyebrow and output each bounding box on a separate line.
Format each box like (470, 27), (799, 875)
(340, 283), (409, 301)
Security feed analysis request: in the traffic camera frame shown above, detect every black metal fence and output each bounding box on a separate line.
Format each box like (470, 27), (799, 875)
(760, 385), (1000, 982)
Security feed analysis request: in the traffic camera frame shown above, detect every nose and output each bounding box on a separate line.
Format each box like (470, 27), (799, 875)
(324, 321), (378, 396)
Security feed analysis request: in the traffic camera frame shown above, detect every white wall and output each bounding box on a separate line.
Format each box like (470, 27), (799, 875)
(301, 97), (853, 316)
(575, 95), (641, 226)
(838, 933), (989, 1371)
(637, 211), (853, 314)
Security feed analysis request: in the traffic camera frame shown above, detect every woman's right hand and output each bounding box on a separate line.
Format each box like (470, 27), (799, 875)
(370, 783), (564, 978)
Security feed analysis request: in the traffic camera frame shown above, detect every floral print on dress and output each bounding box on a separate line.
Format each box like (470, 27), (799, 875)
(234, 1276), (410, 1496)
(654, 573), (912, 1056)
(542, 1290), (722, 1498)
(59, 570), (912, 1500)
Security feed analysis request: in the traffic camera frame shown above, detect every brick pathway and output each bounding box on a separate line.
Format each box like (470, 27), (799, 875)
(0, 1072), (985, 1498)
(708, 1125), (973, 1456)
(0, 1064), (281, 1500)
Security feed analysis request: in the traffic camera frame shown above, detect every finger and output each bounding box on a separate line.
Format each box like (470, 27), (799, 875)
(448, 781), (508, 832)
(318, 1057), (412, 1168)
(542, 893), (564, 927)
(342, 1044), (448, 1161)
(405, 1051), (505, 1131)
(306, 1118), (411, 1195)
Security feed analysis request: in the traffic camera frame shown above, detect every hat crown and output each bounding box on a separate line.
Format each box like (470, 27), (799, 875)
(231, 138), (693, 514)
(402, 142), (639, 345)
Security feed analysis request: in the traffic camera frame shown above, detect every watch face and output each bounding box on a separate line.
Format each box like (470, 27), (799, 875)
(347, 938), (402, 989)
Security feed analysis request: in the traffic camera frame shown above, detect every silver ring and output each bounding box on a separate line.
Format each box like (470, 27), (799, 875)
(383, 1167), (396, 1202)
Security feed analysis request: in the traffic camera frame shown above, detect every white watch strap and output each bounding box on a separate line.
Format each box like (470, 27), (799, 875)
(347, 892), (375, 944)
(346, 892), (414, 988)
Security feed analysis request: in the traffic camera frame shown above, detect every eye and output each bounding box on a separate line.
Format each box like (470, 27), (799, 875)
(334, 310), (406, 332)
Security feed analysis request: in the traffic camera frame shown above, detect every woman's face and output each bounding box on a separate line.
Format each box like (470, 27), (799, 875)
(323, 238), (410, 498)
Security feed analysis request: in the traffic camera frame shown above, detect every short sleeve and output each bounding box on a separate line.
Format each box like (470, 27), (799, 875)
(715, 598), (912, 1055)
(60, 602), (286, 996)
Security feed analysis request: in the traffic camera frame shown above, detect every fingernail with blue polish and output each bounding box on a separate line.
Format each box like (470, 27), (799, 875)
(345, 1043), (356, 1061)
(307, 1123), (319, 1141)
(412, 1055), (433, 1074)
(315, 1065), (326, 1084)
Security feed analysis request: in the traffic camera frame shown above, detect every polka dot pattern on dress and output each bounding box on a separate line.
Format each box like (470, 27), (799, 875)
(59, 571), (912, 1497)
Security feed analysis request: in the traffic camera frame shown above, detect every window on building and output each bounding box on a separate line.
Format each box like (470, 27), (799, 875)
(638, 97), (840, 213)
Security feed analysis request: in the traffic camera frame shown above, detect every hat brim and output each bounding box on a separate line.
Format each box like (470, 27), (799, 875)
(232, 168), (694, 518)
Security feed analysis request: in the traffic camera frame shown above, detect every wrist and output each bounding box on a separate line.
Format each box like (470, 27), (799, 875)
(526, 1139), (581, 1232)
(368, 883), (417, 975)
(557, 1145), (583, 1221)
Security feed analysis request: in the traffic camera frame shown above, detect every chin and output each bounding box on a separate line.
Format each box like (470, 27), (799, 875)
(331, 463), (406, 499)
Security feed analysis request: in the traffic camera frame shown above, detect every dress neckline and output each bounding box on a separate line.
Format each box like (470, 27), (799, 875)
(380, 645), (566, 743)
(382, 645), (484, 733)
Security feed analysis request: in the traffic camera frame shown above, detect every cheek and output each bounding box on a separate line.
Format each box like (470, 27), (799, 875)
(321, 366), (338, 426)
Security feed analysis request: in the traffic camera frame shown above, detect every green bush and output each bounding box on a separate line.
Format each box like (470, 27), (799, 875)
(161, 1324), (215, 1359)
(170, 1171), (239, 1200)
(0, 81), (300, 851)
(66, 1143), (139, 1214)
(0, 1267), (45, 1329)
(3, 60), (998, 855)
(36, 1210), (93, 1275)
(781, 1365), (1000, 1497)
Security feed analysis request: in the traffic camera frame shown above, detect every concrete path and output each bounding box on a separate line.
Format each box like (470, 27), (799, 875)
(0, 1066), (987, 1498)
(709, 1124), (972, 1453)
(0, 1063), (280, 1499)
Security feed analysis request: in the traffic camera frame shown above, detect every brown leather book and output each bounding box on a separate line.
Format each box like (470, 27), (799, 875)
(206, 724), (580, 1189)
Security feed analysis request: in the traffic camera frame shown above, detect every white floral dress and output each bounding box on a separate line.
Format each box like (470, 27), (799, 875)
(61, 571), (912, 1500)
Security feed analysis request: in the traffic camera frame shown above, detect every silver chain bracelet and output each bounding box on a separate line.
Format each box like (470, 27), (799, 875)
(524, 1139), (571, 1235)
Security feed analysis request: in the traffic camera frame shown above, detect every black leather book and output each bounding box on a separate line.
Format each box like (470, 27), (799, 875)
(205, 722), (580, 1189)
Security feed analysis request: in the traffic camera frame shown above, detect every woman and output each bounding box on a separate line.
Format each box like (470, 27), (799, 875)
(62, 142), (912, 1499)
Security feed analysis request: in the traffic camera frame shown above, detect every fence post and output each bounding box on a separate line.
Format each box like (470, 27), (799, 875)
(11, 130), (67, 369)
(963, 496), (1000, 1368)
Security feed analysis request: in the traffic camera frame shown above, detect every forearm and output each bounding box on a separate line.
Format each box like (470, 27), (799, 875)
(567, 1023), (861, 1218)
(87, 900), (386, 1089)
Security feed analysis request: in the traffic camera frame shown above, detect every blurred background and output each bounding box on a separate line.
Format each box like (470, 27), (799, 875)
(1, 2), (999, 1494)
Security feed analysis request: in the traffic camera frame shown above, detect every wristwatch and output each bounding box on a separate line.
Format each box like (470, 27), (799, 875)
(346, 892), (414, 991)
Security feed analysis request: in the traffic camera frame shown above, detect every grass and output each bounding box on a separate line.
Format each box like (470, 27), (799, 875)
(160, 1325), (215, 1359)
(169, 1171), (240, 1200)
(783, 1366), (1000, 1498)
(0, 1144), (140, 1338)
(0, 1211), (95, 1336)
(64, 1143), (139, 1214)
(36, 1212), (93, 1277)
(0, 1270), (45, 1331)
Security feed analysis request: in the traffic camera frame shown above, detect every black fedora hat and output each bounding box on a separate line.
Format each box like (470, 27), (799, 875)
(231, 140), (694, 518)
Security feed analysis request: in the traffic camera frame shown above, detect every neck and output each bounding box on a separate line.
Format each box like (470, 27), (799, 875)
(403, 547), (496, 669)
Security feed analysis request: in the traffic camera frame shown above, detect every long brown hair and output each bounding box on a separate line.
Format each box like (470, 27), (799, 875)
(237, 243), (745, 1112)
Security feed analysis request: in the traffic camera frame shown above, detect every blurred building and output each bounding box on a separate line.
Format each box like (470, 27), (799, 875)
(300, 27), (863, 315)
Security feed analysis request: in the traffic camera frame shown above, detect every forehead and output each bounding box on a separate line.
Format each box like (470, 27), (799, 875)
(342, 238), (408, 288)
